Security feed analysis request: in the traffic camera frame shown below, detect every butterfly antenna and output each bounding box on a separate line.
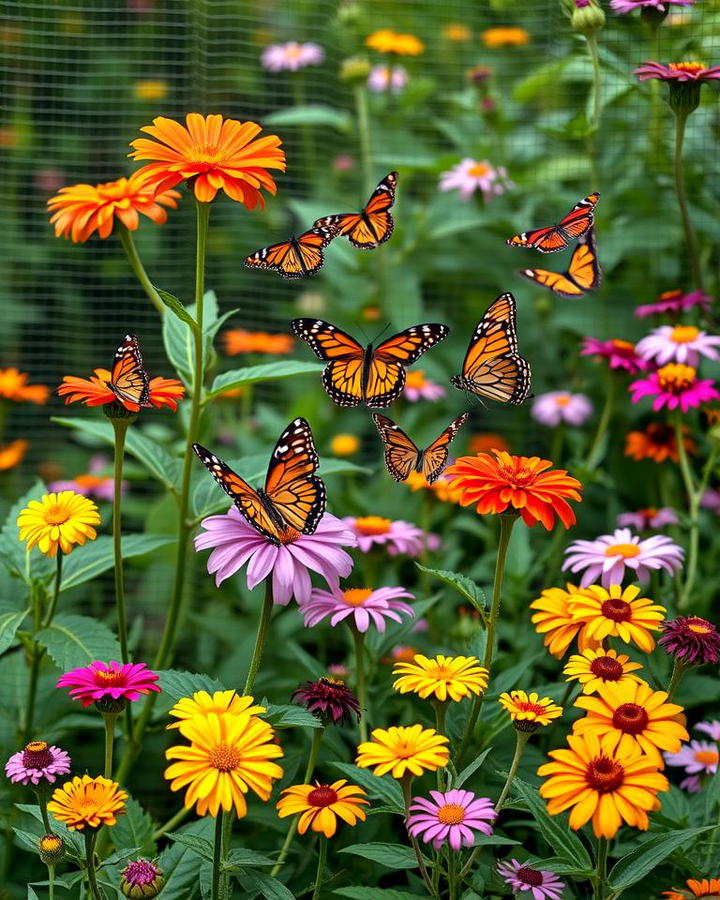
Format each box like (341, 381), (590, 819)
(371, 322), (393, 344)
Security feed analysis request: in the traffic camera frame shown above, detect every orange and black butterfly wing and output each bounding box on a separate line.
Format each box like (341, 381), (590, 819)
(244, 226), (337, 279)
(421, 413), (469, 483)
(519, 227), (601, 298)
(365, 323), (450, 408)
(192, 444), (283, 542)
(315, 172), (397, 250)
(291, 318), (366, 407)
(506, 192), (599, 253)
(556, 192), (600, 244)
(372, 413), (421, 482)
(264, 417), (326, 535)
(109, 333), (149, 410)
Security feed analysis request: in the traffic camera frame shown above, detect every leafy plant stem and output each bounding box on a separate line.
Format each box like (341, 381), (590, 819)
(351, 625), (369, 743)
(496, 729), (531, 812)
(673, 108), (704, 291)
(401, 774), (436, 896)
(593, 836), (608, 900)
(584, 32), (601, 190)
(584, 371), (616, 471)
(311, 834), (327, 900)
(84, 830), (101, 900)
(42, 551), (63, 629)
(111, 418), (130, 666)
(116, 225), (165, 316)
(211, 809), (224, 900)
(243, 578), (274, 695)
(666, 658), (687, 700)
(354, 85), (373, 195)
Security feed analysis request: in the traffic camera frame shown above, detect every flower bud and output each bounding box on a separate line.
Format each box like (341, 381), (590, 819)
(39, 834), (65, 866)
(121, 859), (165, 899)
(571, 0), (605, 36)
(95, 695), (128, 715)
(339, 56), (371, 84)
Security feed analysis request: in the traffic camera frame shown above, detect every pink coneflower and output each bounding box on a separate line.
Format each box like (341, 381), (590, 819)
(696, 721), (720, 741)
(616, 507), (678, 531)
(629, 363), (719, 413)
(439, 158), (513, 202)
(194, 508), (356, 605)
(342, 516), (428, 557)
(403, 369), (446, 402)
(635, 325), (720, 367)
(48, 455), (125, 501)
(5, 741), (71, 786)
(497, 859), (565, 900)
(612, 0), (694, 12)
(531, 391), (593, 427)
(407, 790), (496, 850)
(634, 60), (720, 82)
(659, 616), (720, 665)
(580, 337), (648, 373)
(635, 289), (712, 318)
(298, 586), (415, 633)
(56, 661), (161, 708)
(664, 740), (718, 786)
(562, 527), (684, 587)
(261, 41), (324, 72)
(367, 64), (408, 93)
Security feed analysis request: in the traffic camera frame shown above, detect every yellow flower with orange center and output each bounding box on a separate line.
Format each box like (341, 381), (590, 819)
(566, 584), (666, 653)
(392, 654), (488, 702)
(562, 648), (644, 695)
(481, 27), (530, 48)
(129, 112), (286, 207)
(167, 690), (266, 737)
(48, 775), (127, 831)
(538, 732), (668, 838)
(530, 584), (602, 659)
(656, 362), (697, 393)
(223, 329), (294, 356)
(663, 878), (720, 900)
(498, 690), (563, 730)
(276, 780), (369, 837)
(0, 368), (49, 404)
(573, 680), (688, 767)
(0, 439), (27, 471)
(17, 491), (100, 558)
(365, 29), (425, 55)
(330, 434), (360, 456)
(356, 725), (449, 778)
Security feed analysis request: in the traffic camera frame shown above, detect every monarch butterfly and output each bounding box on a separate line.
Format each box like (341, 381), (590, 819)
(451, 293), (531, 405)
(244, 225), (338, 279)
(193, 418), (326, 545)
(518, 227), (601, 297)
(506, 192), (600, 253)
(314, 172), (398, 249)
(373, 412), (469, 483)
(108, 333), (150, 410)
(291, 318), (449, 408)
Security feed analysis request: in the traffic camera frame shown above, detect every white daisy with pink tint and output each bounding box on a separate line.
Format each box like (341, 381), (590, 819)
(531, 391), (593, 427)
(343, 516), (428, 557)
(635, 325), (720, 367)
(696, 721), (720, 741)
(297, 586), (414, 633)
(616, 507), (678, 531)
(260, 41), (324, 72)
(664, 740), (718, 793)
(407, 789), (496, 850)
(439, 158), (512, 202)
(562, 527), (684, 587)
(497, 859), (565, 900)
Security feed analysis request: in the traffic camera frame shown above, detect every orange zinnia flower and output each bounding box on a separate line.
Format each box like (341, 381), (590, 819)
(47, 171), (180, 243)
(446, 450), (582, 529)
(624, 422), (695, 463)
(58, 369), (184, 413)
(664, 878), (720, 900)
(0, 368), (49, 404)
(365, 29), (425, 55)
(129, 113), (286, 207)
(481, 27), (530, 48)
(223, 329), (294, 356)
(0, 439), (28, 470)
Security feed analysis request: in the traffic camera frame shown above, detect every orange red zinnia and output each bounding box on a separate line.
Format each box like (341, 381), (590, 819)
(0, 368), (49, 404)
(446, 450), (582, 529)
(129, 113), (286, 207)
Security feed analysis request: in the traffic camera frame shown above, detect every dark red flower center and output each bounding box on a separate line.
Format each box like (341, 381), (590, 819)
(586, 755), (624, 793)
(516, 866), (543, 886)
(23, 741), (53, 769)
(601, 598), (632, 622)
(590, 656), (624, 681)
(612, 702), (649, 734)
(307, 785), (338, 808)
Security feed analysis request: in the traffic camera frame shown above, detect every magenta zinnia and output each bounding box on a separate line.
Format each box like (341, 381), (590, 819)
(291, 678), (360, 726)
(5, 741), (71, 786)
(629, 363), (719, 413)
(56, 661), (161, 708)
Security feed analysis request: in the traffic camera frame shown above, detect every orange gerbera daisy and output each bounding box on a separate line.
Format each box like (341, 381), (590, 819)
(664, 879), (720, 900)
(47, 172), (180, 243)
(0, 439), (28, 471)
(58, 369), (184, 413)
(223, 329), (294, 356)
(530, 584), (602, 659)
(446, 450), (582, 529)
(129, 113), (286, 207)
(624, 422), (695, 463)
(0, 368), (49, 404)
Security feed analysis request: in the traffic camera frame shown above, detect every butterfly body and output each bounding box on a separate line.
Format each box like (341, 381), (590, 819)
(244, 226), (338, 279)
(373, 413), (468, 483)
(519, 227), (601, 297)
(314, 172), (398, 250)
(108, 333), (150, 410)
(292, 318), (449, 408)
(506, 192), (599, 253)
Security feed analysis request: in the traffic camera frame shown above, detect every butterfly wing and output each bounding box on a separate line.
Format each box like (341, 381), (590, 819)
(506, 192), (600, 253)
(315, 172), (398, 250)
(365, 323), (450, 408)
(291, 318), (366, 407)
(109, 333), (149, 410)
(264, 417), (326, 535)
(518, 227), (601, 298)
(372, 413), (421, 482)
(421, 412), (469, 483)
(244, 227), (337, 279)
(556, 192), (600, 243)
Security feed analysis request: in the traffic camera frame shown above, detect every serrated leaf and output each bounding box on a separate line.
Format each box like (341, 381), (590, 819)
(331, 762), (404, 813)
(167, 832), (215, 863)
(163, 289), (218, 388)
(156, 287), (197, 328)
(0, 608), (29, 654)
(223, 847), (276, 870)
(264, 104), (352, 132)
(453, 747), (492, 789)
(60, 535), (176, 592)
(156, 669), (226, 704)
(236, 871), (295, 899)
(415, 564), (487, 621)
(158, 818), (213, 900)
(608, 826), (715, 891)
(98, 846), (142, 867)
(15, 803), (84, 859)
(339, 842), (429, 869)
(207, 361), (323, 400)
(111, 796), (156, 857)
(35, 613), (122, 670)
(263, 702), (323, 729)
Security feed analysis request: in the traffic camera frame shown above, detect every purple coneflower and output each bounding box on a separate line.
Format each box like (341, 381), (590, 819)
(5, 741), (71, 785)
(580, 337), (648, 373)
(659, 616), (720, 665)
(497, 859), (565, 899)
(611, 0), (694, 12)
(439, 158), (512, 202)
(635, 289), (712, 318)
(298, 586), (414, 633)
(407, 789), (496, 850)
(531, 391), (593, 427)
(664, 739), (718, 792)
(342, 515), (428, 557)
(562, 527), (684, 587)
(696, 721), (720, 741)
(635, 325), (720, 367)
(616, 507), (678, 531)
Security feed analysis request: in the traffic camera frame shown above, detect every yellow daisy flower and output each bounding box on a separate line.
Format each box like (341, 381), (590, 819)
(276, 780), (369, 837)
(498, 690), (563, 730)
(566, 584), (666, 653)
(356, 725), (449, 778)
(47, 775), (127, 831)
(530, 584), (603, 659)
(392, 654), (488, 702)
(166, 690), (265, 735)
(365, 28), (425, 56)
(17, 491), (100, 558)
(563, 648), (645, 695)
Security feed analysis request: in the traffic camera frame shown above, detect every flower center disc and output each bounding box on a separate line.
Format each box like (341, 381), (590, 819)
(669, 61), (705, 74)
(437, 803), (466, 825)
(612, 702), (649, 735)
(600, 598), (632, 622)
(207, 743), (242, 772)
(44, 505), (70, 526)
(354, 516), (392, 536)
(686, 618), (712, 634)
(590, 657), (624, 681)
(554, 394), (571, 407)
(307, 785), (338, 808)
(695, 750), (719, 766)
(516, 866), (544, 887)
(604, 542), (640, 559)
(342, 588), (373, 607)
(468, 163), (490, 177)
(23, 741), (53, 769)
(657, 363), (696, 393)
(670, 325), (700, 344)
(94, 670), (125, 686)
(587, 756), (624, 793)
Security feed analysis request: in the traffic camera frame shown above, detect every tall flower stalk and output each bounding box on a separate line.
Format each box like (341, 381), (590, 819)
(110, 418), (131, 667)
(673, 106), (703, 291)
(116, 224), (165, 316)
(243, 579), (275, 696)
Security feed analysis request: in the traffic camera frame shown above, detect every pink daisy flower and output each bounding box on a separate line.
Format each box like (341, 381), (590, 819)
(635, 289), (712, 319)
(407, 789), (496, 851)
(297, 586), (415, 633)
(260, 41), (324, 72)
(616, 507), (678, 531)
(611, 0), (694, 12)
(342, 516), (428, 557)
(402, 369), (446, 402)
(580, 337), (648, 373)
(562, 527), (684, 587)
(629, 363), (719, 413)
(5, 741), (71, 786)
(635, 325), (720, 367)
(439, 158), (513, 202)
(194, 508), (356, 605)
(367, 64), (408, 94)
(531, 391), (593, 427)
(664, 740), (718, 781)
(634, 60), (720, 83)
(497, 859), (565, 900)
(56, 661), (161, 708)
(696, 721), (720, 741)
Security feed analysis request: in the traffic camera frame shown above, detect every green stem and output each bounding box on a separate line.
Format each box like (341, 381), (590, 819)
(457, 514), (517, 766)
(585, 372), (616, 471)
(270, 727), (324, 877)
(594, 836), (609, 900)
(549, 424), (565, 469)
(84, 830), (101, 900)
(648, 25), (662, 155)
(434, 702), (447, 789)
(354, 85), (373, 195)
(495, 730), (530, 812)
(401, 776), (435, 897)
(292, 79), (314, 186)
(211, 810), (224, 900)
(584, 32), (601, 190)
(673, 109), (704, 291)
(42, 551), (63, 629)
(311, 835), (327, 900)
(220, 811), (234, 899)
(152, 805), (191, 841)
(116, 225), (165, 316)
(103, 713), (117, 779)
(48, 865), (55, 900)
(352, 626), (368, 743)
(111, 419), (130, 665)
(243, 578), (274, 696)
(674, 414), (699, 609)
(666, 658), (688, 700)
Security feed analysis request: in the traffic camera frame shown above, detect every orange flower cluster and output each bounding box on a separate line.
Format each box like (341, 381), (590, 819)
(223, 329), (294, 356)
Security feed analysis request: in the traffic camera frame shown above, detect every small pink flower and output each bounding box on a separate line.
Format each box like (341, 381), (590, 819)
(635, 325), (720, 366)
(439, 158), (513, 202)
(696, 721), (720, 741)
(343, 516), (429, 557)
(194, 508), (356, 605)
(297, 586), (415, 633)
(497, 859), (565, 900)
(629, 363), (719, 413)
(403, 369), (446, 402)
(56, 661), (161, 708)
(616, 507), (678, 531)
(5, 741), (71, 786)
(531, 391), (593, 427)
(634, 60), (720, 82)
(407, 790), (496, 851)
(367, 64), (408, 93)
(701, 489), (720, 513)
(562, 527), (684, 587)
(261, 41), (325, 72)
(332, 154), (355, 172)
(580, 337), (648, 373)
(635, 289), (712, 318)
(611, 0), (694, 12)
(664, 740), (718, 776)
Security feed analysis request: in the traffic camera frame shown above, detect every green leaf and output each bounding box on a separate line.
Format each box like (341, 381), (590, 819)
(608, 826), (716, 891)
(60, 535), (176, 591)
(15, 803), (84, 859)
(334, 890), (425, 900)
(331, 762), (404, 813)
(112, 796), (156, 857)
(35, 613), (122, 670)
(513, 778), (593, 873)
(263, 702), (323, 730)
(0, 480), (54, 583)
(415, 564), (487, 620)
(236, 872), (296, 899)
(512, 57), (572, 103)
(264, 104), (352, 132)
(158, 818), (213, 900)
(156, 287), (198, 328)
(0, 608), (29, 654)
(453, 747), (492, 789)
(207, 361), (323, 400)
(167, 832), (215, 863)
(223, 848), (276, 870)
(154, 669), (226, 716)
(163, 289), (218, 388)
(339, 842), (429, 870)
(704, 762), (720, 823)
